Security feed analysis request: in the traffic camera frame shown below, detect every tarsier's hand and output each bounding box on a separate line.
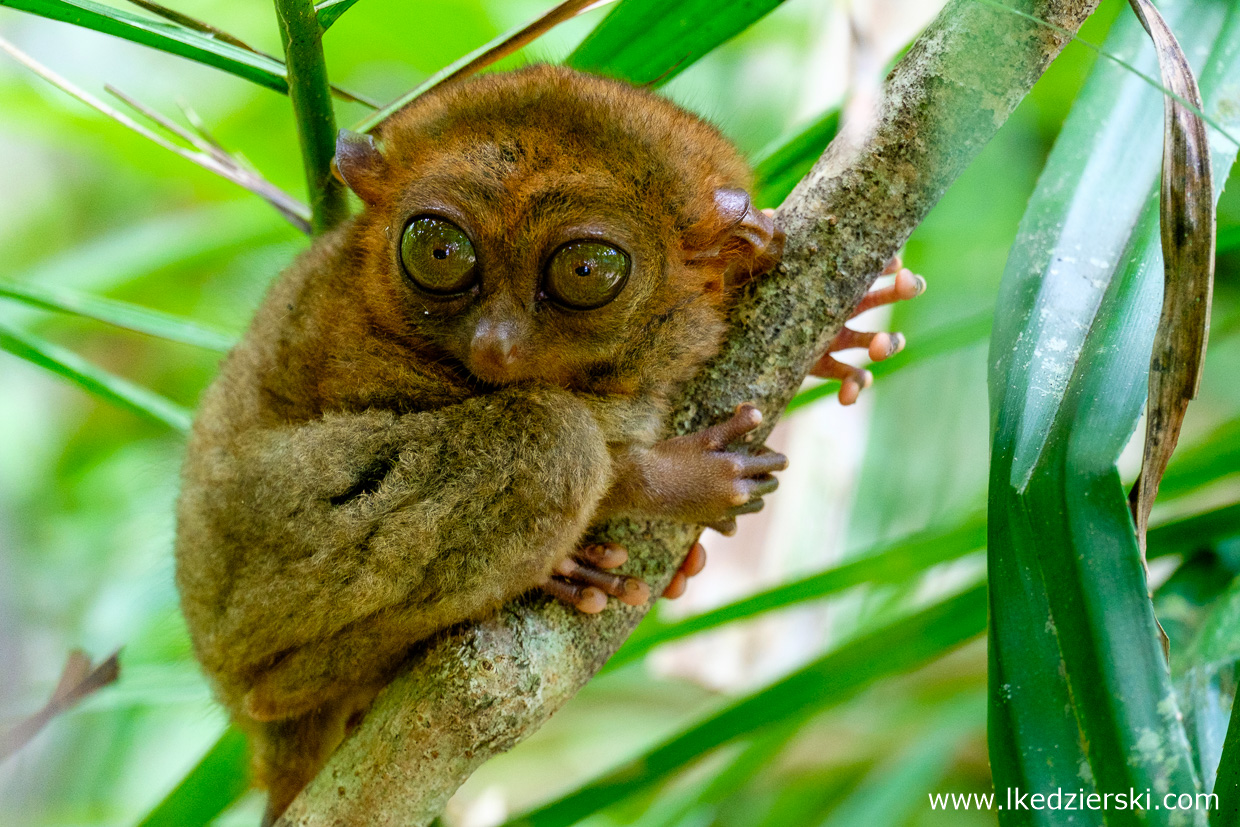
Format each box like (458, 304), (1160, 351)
(641, 403), (788, 535)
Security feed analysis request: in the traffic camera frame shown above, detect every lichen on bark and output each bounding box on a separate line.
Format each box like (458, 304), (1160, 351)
(275, 1), (1101, 824)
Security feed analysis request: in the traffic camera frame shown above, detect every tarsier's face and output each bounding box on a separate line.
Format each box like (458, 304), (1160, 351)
(378, 145), (670, 388)
(338, 65), (758, 390)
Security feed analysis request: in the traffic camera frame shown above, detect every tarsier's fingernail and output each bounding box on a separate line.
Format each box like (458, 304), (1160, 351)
(736, 403), (762, 425)
(895, 270), (926, 298)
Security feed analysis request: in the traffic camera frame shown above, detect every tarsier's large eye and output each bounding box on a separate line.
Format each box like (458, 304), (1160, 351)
(400, 216), (477, 294)
(544, 241), (630, 310)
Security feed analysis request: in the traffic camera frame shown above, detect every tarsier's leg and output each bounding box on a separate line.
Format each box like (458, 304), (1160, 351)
(812, 257), (926, 405)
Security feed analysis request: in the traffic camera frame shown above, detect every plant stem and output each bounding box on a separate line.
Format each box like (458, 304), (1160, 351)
(274, 0), (348, 234)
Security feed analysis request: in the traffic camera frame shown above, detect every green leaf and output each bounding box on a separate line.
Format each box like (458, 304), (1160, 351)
(1214, 703), (1240, 827)
(786, 311), (992, 414)
(987, 3), (1240, 823)
(354, 0), (601, 134)
(566, 0), (787, 87)
(0, 0), (290, 93)
(607, 515), (985, 670)
(0, 320), (191, 432)
(135, 727), (250, 827)
(0, 280), (235, 351)
(504, 583), (986, 827)
(315, 0), (360, 31)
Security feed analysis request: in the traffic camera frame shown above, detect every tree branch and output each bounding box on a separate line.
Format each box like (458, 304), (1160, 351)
(276, 1), (1100, 823)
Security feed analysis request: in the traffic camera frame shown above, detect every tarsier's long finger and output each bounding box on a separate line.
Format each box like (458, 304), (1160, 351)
(810, 355), (873, 406)
(829, 328), (906, 362)
(736, 451), (788, 478)
(726, 498), (765, 518)
(541, 577), (607, 614)
(554, 557), (650, 607)
(850, 266), (926, 317)
(740, 475), (779, 500)
(664, 541), (708, 600)
(707, 516), (738, 536)
(698, 403), (763, 450)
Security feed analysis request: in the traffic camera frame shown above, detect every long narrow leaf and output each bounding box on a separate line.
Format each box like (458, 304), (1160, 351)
(0, 320), (191, 431)
(117, 0), (375, 107)
(0, 280), (235, 351)
(0, 38), (311, 232)
(135, 728), (249, 827)
(608, 515), (986, 670)
(354, 0), (605, 133)
(751, 108), (841, 209)
(1127, 0), (1217, 550)
(314, 0), (360, 31)
(1213, 688), (1240, 826)
(0, 0), (289, 92)
(566, 0), (786, 87)
(504, 583), (987, 827)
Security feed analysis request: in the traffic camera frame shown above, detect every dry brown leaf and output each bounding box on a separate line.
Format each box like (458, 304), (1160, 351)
(0, 649), (120, 763)
(1126, 0), (1215, 553)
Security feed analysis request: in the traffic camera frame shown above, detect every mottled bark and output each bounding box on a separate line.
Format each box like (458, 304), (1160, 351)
(276, 1), (1100, 824)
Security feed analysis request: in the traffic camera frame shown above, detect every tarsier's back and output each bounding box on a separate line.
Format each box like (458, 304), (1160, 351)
(175, 65), (785, 824)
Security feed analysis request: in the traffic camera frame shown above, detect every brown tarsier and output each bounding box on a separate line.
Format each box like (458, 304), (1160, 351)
(175, 65), (921, 825)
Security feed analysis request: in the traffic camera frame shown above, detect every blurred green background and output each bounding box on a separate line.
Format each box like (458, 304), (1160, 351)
(1, 0), (1238, 825)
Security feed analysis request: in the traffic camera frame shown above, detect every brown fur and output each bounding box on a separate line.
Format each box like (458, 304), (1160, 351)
(175, 65), (780, 824)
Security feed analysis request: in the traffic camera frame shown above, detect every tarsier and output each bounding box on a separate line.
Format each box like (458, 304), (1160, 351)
(175, 64), (921, 825)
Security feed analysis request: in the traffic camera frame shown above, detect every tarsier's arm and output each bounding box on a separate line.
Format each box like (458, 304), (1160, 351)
(179, 385), (612, 718)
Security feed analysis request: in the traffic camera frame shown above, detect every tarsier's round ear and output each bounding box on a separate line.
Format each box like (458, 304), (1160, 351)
(332, 129), (388, 207)
(684, 188), (785, 289)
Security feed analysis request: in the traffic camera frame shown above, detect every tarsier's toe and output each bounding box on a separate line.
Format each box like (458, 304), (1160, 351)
(541, 577), (609, 614)
(662, 540), (709, 600)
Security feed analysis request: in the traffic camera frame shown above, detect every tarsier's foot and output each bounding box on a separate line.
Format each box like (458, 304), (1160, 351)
(541, 543), (650, 614)
(811, 256), (925, 405)
(541, 540), (709, 612)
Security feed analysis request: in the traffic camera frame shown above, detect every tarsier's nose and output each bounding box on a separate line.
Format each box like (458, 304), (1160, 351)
(470, 317), (520, 377)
